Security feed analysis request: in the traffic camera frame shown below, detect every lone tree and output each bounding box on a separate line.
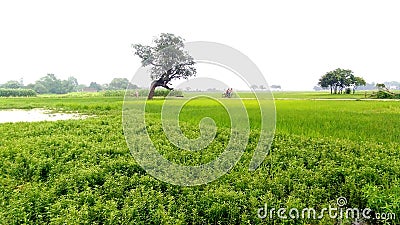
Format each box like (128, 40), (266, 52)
(318, 68), (366, 94)
(132, 33), (196, 99)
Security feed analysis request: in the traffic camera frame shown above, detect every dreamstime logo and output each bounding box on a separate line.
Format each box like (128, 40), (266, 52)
(122, 41), (276, 186)
(257, 197), (396, 222)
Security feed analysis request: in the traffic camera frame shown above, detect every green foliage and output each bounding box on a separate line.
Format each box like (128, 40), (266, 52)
(0, 96), (399, 224)
(132, 33), (195, 80)
(372, 84), (400, 99)
(152, 89), (183, 97)
(374, 90), (400, 99)
(29, 74), (79, 94)
(102, 90), (127, 97)
(318, 68), (366, 94)
(89, 82), (103, 91)
(103, 89), (183, 97)
(63, 76), (79, 93)
(108, 78), (137, 90)
(132, 33), (196, 99)
(0, 88), (37, 97)
(1, 80), (22, 89)
(36, 74), (65, 94)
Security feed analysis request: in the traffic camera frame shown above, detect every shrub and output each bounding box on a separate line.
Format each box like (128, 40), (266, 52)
(102, 89), (183, 97)
(0, 88), (37, 97)
(103, 90), (126, 97)
(374, 90), (400, 99)
(154, 89), (183, 97)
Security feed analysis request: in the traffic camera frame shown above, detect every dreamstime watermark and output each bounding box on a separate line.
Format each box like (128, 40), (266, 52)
(257, 197), (396, 222)
(123, 41), (276, 186)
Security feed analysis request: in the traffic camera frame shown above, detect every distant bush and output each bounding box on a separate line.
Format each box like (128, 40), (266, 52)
(374, 90), (400, 99)
(103, 89), (183, 97)
(103, 90), (127, 97)
(0, 88), (37, 97)
(62, 92), (103, 98)
(154, 89), (183, 97)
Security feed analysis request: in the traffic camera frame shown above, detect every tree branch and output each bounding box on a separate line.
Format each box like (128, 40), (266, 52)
(162, 84), (173, 90)
(149, 61), (163, 67)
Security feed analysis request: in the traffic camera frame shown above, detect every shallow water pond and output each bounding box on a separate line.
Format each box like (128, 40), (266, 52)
(0, 109), (89, 123)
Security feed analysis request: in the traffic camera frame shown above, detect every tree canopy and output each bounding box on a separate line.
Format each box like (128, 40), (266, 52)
(1, 80), (22, 89)
(318, 68), (366, 94)
(28, 74), (78, 94)
(132, 33), (196, 99)
(108, 78), (136, 90)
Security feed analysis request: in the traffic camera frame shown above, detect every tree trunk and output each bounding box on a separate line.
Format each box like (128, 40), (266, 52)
(147, 75), (173, 100)
(148, 81), (158, 100)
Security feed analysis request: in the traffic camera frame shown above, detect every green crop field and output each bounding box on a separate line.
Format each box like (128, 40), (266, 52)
(0, 94), (399, 224)
(184, 90), (400, 100)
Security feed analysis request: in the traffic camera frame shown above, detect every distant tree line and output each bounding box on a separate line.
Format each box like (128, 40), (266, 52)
(364, 81), (400, 90)
(250, 85), (281, 90)
(315, 81), (400, 92)
(0, 74), (138, 94)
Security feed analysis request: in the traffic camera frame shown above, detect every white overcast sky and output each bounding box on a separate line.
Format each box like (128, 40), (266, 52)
(0, 0), (399, 90)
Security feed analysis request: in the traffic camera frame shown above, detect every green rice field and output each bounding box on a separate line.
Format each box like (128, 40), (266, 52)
(0, 93), (399, 224)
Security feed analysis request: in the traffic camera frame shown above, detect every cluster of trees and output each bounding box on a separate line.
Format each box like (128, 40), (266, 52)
(318, 68), (366, 94)
(315, 81), (400, 91)
(88, 78), (138, 92)
(0, 74), (137, 94)
(25, 74), (79, 94)
(0, 80), (23, 89)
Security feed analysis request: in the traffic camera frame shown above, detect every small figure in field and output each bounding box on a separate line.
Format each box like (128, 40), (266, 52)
(135, 90), (139, 98)
(225, 88), (230, 98)
(224, 88), (233, 98)
(228, 88), (233, 98)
